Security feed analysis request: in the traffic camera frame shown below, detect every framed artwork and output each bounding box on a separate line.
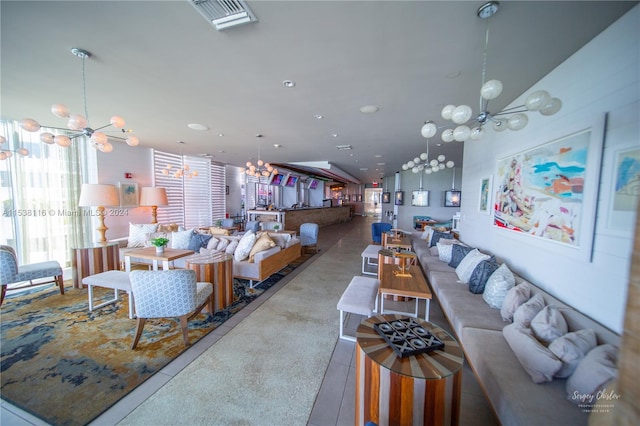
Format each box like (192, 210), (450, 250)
(479, 177), (492, 214)
(119, 182), (138, 207)
(606, 145), (640, 234)
(493, 123), (604, 259)
(357, 194), (363, 202)
(345, 195), (350, 202)
(225, 185), (229, 195)
(444, 190), (461, 207)
(411, 190), (430, 207)
(382, 192), (391, 204)
(394, 191), (404, 205)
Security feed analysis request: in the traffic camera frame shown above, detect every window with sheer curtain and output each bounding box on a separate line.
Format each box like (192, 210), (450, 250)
(0, 120), (88, 266)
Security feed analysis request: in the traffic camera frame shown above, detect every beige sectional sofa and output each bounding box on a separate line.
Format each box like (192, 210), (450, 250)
(410, 233), (620, 426)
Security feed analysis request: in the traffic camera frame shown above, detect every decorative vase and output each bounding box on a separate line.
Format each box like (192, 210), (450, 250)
(156, 246), (165, 255)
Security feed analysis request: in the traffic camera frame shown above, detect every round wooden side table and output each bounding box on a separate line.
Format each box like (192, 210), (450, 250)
(355, 314), (464, 426)
(185, 251), (233, 312)
(72, 241), (120, 289)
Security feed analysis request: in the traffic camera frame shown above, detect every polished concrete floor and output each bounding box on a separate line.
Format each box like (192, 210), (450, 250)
(1, 216), (498, 426)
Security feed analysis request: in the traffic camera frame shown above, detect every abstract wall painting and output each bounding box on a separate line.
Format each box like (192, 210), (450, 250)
(493, 129), (596, 248)
(479, 176), (492, 214)
(612, 147), (640, 212)
(119, 182), (138, 207)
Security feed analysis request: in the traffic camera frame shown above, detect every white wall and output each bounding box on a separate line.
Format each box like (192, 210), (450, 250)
(459, 6), (639, 333)
(96, 144), (153, 240)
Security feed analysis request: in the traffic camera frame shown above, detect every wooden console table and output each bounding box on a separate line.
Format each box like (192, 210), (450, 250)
(356, 314), (464, 426)
(72, 242), (120, 289)
(185, 251), (234, 312)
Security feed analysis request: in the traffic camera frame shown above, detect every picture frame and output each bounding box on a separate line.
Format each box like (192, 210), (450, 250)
(605, 145), (640, 235)
(345, 195), (350, 202)
(119, 182), (138, 207)
(478, 176), (492, 214)
(444, 190), (461, 207)
(394, 190), (404, 205)
(357, 194), (363, 202)
(382, 191), (391, 204)
(225, 185), (229, 195)
(411, 190), (430, 207)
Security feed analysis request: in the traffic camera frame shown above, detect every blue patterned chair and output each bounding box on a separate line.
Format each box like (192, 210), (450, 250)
(371, 222), (392, 244)
(129, 269), (213, 349)
(0, 245), (64, 307)
(299, 223), (319, 253)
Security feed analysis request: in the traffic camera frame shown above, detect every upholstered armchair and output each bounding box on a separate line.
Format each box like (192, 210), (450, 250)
(244, 220), (260, 233)
(371, 222), (392, 244)
(0, 245), (64, 306)
(129, 269), (213, 349)
(220, 218), (235, 228)
(299, 223), (319, 253)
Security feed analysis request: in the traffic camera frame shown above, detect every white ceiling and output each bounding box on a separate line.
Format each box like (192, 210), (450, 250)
(1, 1), (635, 184)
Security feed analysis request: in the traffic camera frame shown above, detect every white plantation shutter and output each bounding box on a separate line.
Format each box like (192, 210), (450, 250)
(211, 162), (225, 220)
(153, 150), (184, 226)
(183, 156), (212, 228)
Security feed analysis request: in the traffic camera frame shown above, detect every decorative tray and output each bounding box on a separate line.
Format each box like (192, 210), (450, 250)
(373, 317), (445, 358)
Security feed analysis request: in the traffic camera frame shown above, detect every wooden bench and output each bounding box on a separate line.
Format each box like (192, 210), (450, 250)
(336, 276), (380, 342)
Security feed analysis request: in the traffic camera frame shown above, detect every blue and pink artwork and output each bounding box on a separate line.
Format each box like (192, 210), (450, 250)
(613, 147), (640, 211)
(494, 130), (592, 247)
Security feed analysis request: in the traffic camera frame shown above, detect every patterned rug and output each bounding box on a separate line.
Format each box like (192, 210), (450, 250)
(0, 255), (312, 426)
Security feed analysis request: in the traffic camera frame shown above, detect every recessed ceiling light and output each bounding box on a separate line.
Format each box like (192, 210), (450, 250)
(273, 144), (281, 148)
(283, 80), (296, 88)
(314, 114), (323, 119)
(360, 168), (368, 171)
(377, 162), (385, 166)
(374, 154), (382, 158)
(445, 71), (462, 79)
(331, 133), (339, 138)
(336, 145), (352, 150)
(218, 133), (224, 137)
(360, 105), (379, 114)
(187, 123), (209, 131)
(218, 150), (225, 153)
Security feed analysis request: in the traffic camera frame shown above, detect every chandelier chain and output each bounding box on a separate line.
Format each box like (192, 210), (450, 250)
(81, 54), (89, 122)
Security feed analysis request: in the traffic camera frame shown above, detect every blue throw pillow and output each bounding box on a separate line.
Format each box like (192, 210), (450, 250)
(448, 244), (475, 268)
(430, 231), (453, 247)
(187, 233), (212, 253)
(469, 259), (500, 294)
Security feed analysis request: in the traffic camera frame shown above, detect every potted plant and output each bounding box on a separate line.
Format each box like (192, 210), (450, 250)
(273, 224), (280, 232)
(215, 219), (222, 228)
(150, 237), (169, 254)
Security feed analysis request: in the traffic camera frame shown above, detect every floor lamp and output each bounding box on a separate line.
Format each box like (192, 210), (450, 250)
(140, 187), (168, 224)
(78, 183), (120, 243)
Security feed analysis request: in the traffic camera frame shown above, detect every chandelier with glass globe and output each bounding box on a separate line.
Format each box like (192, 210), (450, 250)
(19, 48), (140, 153)
(244, 134), (278, 178)
(431, 1), (561, 144)
(402, 122), (454, 175)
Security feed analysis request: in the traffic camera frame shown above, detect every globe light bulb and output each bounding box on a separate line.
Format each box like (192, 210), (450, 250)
(481, 79), (503, 100)
(425, 168), (432, 174)
(407, 161), (415, 168)
(67, 114), (88, 131)
(420, 153), (428, 161)
(441, 104), (456, 120)
(20, 118), (41, 132)
(451, 105), (473, 124)
(126, 136), (139, 146)
(446, 161), (455, 168)
(51, 104), (70, 118)
(40, 133), (55, 144)
(110, 116), (126, 128)
(420, 121), (437, 138)
(507, 113), (529, 130)
(437, 154), (446, 162)
(525, 90), (551, 111)
(99, 142), (114, 153)
(54, 135), (71, 147)
(413, 157), (420, 164)
(470, 127), (484, 140)
(402, 164), (408, 170)
(17, 148), (29, 156)
(540, 98), (562, 116)
(442, 129), (454, 142)
(453, 125), (471, 141)
(492, 120), (507, 132)
(91, 131), (108, 145)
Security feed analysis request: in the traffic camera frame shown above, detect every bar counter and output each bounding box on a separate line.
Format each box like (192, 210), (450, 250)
(247, 205), (351, 232)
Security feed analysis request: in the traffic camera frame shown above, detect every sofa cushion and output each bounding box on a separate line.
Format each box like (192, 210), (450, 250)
(216, 238), (230, 252)
(549, 329), (597, 378)
(226, 239), (239, 255)
(503, 322), (563, 384)
(187, 232), (212, 253)
(513, 293), (546, 327)
(482, 263), (515, 309)
(128, 223), (159, 248)
(206, 236), (220, 249)
(468, 259), (500, 294)
(430, 231), (453, 247)
(455, 249), (490, 284)
(531, 305), (568, 344)
(249, 233), (276, 263)
(210, 226), (232, 236)
(170, 229), (195, 250)
(566, 344), (618, 405)
(448, 244), (475, 268)
(500, 283), (531, 322)
(234, 230), (257, 262)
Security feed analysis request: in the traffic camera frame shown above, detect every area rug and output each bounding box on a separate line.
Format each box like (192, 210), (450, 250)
(0, 255), (312, 426)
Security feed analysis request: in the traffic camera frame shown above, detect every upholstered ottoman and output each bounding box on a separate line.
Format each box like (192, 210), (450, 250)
(82, 270), (134, 319)
(337, 276), (380, 341)
(360, 244), (381, 276)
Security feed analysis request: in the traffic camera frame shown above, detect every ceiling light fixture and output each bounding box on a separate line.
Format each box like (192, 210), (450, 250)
(187, 123), (209, 131)
(403, 123), (454, 175)
(162, 141), (198, 179)
(360, 105), (379, 114)
(433, 1), (561, 143)
(19, 48), (140, 153)
(283, 80), (296, 88)
(243, 134), (278, 178)
(0, 136), (30, 160)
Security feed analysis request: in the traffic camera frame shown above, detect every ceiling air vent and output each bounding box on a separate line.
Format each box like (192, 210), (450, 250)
(190, 0), (257, 31)
(336, 145), (352, 151)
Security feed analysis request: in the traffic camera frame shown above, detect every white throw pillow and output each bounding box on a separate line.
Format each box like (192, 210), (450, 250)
(503, 322), (563, 384)
(437, 242), (454, 263)
(217, 238), (230, 252)
(225, 239), (239, 255)
(455, 249), (490, 284)
(234, 230), (256, 262)
(206, 236), (220, 250)
(421, 227), (434, 244)
(500, 283), (531, 322)
(170, 229), (195, 249)
(513, 293), (546, 327)
(482, 263), (516, 309)
(128, 223), (159, 248)
(566, 344), (618, 405)
(549, 329), (597, 378)
(531, 305), (568, 344)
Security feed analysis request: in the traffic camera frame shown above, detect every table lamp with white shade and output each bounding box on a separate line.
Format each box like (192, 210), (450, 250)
(78, 183), (119, 243)
(139, 187), (168, 224)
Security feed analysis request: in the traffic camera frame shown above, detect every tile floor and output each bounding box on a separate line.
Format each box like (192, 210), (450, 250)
(1, 217), (498, 426)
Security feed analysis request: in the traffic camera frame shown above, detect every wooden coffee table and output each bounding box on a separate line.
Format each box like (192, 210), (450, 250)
(378, 261), (432, 320)
(382, 232), (412, 250)
(124, 247), (194, 272)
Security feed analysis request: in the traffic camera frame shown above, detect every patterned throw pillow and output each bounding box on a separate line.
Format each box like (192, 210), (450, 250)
(455, 249), (490, 284)
(170, 229), (195, 250)
(437, 242), (455, 263)
(482, 263), (516, 309)
(187, 233), (212, 253)
(448, 244), (475, 268)
(127, 223), (159, 248)
(234, 230), (257, 262)
(468, 259), (500, 294)
(430, 231), (453, 247)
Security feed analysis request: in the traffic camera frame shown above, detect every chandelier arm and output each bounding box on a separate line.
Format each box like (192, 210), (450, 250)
(492, 106), (529, 116)
(92, 123), (114, 132)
